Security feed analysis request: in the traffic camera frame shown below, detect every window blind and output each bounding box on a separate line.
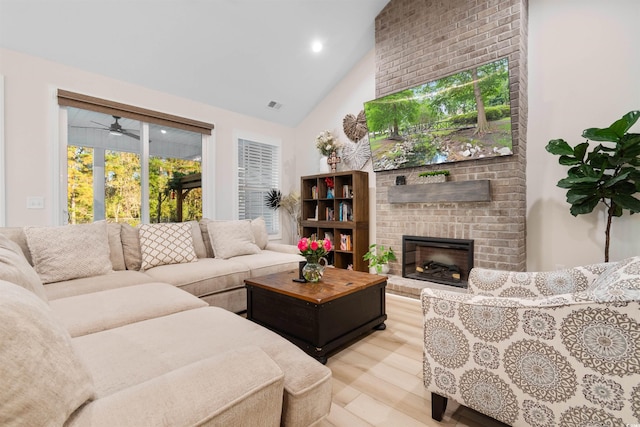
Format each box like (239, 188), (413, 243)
(237, 138), (279, 234)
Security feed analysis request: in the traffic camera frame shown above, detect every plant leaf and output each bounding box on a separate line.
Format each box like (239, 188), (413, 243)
(583, 127), (621, 142)
(612, 194), (640, 213)
(569, 196), (600, 216)
(573, 142), (589, 162)
(559, 155), (581, 166)
(546, 139), (574, 156)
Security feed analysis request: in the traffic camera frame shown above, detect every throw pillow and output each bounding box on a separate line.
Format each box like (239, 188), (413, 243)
(0, 280), (95, 426)
(25, 221), (113, 284)
(120, 223), (142, 270)
(584, 256), (640, 303)
(188, 220), (208, 258)
(107, 222), (126, 271)
(138, 222), (198, 270)
(0, 234), (48, 302)
(251, 217), (269, 250)
(199, 218), (215, 258)
(207, 220), (261, 259)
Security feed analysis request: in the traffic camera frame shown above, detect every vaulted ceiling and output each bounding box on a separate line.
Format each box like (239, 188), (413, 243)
(0, 0), (390, 127)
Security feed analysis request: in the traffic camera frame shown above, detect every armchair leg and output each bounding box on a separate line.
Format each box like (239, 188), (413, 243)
(431, 393), (448, 421)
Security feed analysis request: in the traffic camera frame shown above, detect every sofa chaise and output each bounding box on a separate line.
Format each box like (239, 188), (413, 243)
(0, 220), (332, 426)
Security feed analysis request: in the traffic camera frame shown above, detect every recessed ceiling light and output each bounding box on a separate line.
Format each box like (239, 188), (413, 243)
(161, 129), (167, 134)
(311, 41), (323, 53)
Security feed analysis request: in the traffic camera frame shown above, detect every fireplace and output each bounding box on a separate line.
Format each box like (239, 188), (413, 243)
(402, 236), (474, 288)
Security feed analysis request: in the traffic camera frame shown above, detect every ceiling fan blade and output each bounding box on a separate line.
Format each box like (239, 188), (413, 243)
(122, 131), (140, 140)
(90, 121), (110, 130)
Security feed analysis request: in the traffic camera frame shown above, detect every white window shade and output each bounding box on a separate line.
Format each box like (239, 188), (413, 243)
(238, 138), (280, 234)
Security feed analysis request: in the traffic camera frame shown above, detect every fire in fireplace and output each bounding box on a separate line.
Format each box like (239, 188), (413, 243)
(402, 236), (474, 288)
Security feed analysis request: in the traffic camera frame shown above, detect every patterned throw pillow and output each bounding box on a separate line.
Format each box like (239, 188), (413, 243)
(583, 256), (640, 303)
(25, 221), (113, 284)
(207, 220), (261, 259)
(138, 222), (198, 270)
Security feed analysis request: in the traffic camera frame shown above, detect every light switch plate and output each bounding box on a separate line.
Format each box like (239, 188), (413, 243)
(27, 196), (45, 209)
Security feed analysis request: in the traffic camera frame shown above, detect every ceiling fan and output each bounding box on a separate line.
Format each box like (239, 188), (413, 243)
(89, 116), (140, 140)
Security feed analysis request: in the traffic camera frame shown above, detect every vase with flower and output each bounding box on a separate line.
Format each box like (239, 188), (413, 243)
(297, 237), (332, 282)
(315, 130), (343, 173)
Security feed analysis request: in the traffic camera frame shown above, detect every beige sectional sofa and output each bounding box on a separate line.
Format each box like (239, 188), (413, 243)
(0, 220), (332, 426)
(1, 217), (304, 312)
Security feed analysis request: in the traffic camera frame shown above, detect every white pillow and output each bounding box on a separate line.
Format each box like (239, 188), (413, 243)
(0, 280), (95, 426)
(251, 217), (269, 250)
(0, 234), (48, 302)
(207, 220), (261, 259)
(585, 256), (640, 303)
(138, 222), (198, 270)
(25, 221), (113, 284)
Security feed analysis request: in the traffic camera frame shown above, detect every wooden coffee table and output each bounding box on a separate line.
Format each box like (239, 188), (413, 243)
(245, 267), (387, 363)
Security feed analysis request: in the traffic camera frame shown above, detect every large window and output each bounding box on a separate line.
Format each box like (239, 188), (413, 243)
(60, 91), (213, 225)
(237, 137), (280, 234)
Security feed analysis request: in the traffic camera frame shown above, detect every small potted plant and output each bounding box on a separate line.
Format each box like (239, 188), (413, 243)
(363, 244), (397, 274)
(418, 170), (450, 183)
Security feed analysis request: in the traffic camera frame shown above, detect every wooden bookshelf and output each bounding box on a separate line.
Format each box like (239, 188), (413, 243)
(300, 170), (369, 272)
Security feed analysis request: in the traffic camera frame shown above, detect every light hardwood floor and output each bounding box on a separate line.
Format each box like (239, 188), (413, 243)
(317, 293), (509, 427)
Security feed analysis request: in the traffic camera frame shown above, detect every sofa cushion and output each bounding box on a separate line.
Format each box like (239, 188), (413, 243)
(139, 222), (198, 270)
(0, 234), (48, 302)
(584, 256), (640, 303)
(120, 223), (142, 271)
(199, 218), (215, 257)
(25, 221), (113, 284)
(44, 270), (155, 300)
(107, 223), (126, 271)
(0, 280), (95, 426)
(207, 219), (261, 259)
(0, 227), (32, 265)
(72, 306), (332, 426)
(188, 220), (208, 258)
(65, 347), (284, 427)
(251, 217), (269, 250)
(232, 250), (304, 278)
(144, 258), (250, 298)
(50, 282), (208, 337)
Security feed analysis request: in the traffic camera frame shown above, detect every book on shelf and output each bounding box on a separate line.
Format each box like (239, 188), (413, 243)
(338, 202), (353, 221)
(325, 207), (334, 221)
(311, 185), (318, 199)
(339, 233), (352, 251)
(342, 184), (352, 198)
(323, 231), (333, 242)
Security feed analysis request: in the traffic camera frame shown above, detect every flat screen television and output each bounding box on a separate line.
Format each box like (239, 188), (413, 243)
(363, 57), (513, 172)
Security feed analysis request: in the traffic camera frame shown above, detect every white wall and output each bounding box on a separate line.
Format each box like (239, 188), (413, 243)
(294, 49), (377, 242)
(527, 0), (640, 270)
(0, 48), (296, 238)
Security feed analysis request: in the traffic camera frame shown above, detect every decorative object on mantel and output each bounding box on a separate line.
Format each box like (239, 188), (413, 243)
(327, 151), (341, 172)
(545, 110), (640, 262)
(418, 170), (450, 183)
(341, 110), (372, 170)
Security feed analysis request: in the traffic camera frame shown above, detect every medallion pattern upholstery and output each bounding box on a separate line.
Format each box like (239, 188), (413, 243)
(422, 257), (640, 426)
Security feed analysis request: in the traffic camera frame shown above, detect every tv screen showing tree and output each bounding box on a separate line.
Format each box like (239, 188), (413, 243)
(363, 57), (513, 172)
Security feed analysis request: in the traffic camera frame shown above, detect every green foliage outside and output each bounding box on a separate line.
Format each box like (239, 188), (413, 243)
(68, 146), (201, 225)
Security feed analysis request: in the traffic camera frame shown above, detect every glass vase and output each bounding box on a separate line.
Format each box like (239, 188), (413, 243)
(302, 261), (325, 283)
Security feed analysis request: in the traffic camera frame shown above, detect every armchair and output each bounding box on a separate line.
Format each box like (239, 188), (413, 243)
(421, 257), (640, 426)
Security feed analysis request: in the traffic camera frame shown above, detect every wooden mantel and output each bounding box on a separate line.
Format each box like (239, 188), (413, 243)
(387, 180), (491, 204)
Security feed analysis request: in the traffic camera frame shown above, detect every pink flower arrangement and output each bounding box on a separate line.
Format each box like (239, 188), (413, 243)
(297, 237), (332, 263)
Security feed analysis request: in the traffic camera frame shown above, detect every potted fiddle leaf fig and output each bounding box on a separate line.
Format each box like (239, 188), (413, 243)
(363, 244), (397, 274)
(545, 110), (640, 261)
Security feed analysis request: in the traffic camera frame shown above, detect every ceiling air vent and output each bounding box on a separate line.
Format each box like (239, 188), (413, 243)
(267, 100), (283, 110)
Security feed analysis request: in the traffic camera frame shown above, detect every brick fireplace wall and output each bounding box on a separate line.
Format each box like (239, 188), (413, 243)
(374, 0), (528, 273)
